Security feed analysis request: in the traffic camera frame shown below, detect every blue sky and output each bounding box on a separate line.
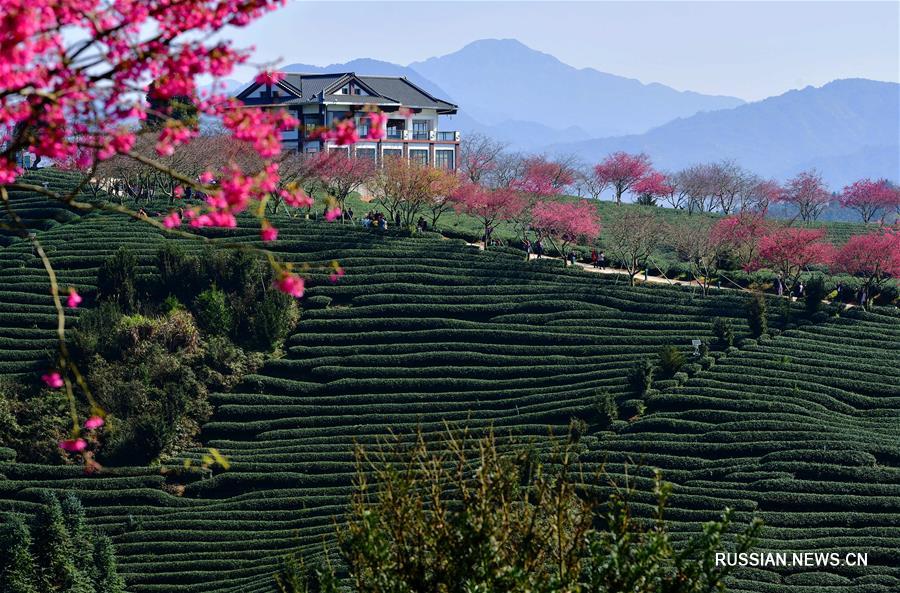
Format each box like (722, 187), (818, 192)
(224, 1), (899, 102)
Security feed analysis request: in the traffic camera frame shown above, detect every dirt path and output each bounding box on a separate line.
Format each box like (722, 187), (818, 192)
(467, 240), (856, 307)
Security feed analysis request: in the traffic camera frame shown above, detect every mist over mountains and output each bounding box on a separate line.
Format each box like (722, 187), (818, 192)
(277, 38), (898, 187)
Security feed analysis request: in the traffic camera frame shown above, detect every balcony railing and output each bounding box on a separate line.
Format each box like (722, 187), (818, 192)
(386, 129), (405, 140)
(435, 131), (458, 141)
(412, 130), (431, 140)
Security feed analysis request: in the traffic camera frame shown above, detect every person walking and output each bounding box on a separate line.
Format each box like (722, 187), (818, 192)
(535, 238), (544, 259)
(568, 251), (577, 266)
(598, 251), (606, 270)
(523, 238), (532, 258)
(591, 249), (598, 268)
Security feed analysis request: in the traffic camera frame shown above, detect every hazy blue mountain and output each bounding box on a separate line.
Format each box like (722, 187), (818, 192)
(549, 79), (900, 188)
(280, 58), (589, 150)
(409, 39), (745, 138)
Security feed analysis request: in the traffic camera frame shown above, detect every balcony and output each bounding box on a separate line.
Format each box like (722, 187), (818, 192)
(435, 131), (459, 142)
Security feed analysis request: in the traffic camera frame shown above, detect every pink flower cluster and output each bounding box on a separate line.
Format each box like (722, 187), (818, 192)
(275, 273), (305, 297)
(0, 0), (285, 181)
(315, 118), (359, 145)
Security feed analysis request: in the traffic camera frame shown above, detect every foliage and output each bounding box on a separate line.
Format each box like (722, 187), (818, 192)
(746, 293), (768, 338)
(658, 345), (686, 377)
(593, 152), (653, 205)
(834, 228), (900, 293)
(750, 226), (835, 286)
(0, 493), (124, 593)
(0, 377), (68, 464)
(804, 276), (827, 314)
(712, 317), (734, 348)
(778, 170), (832, 222)
(277, 431), (761, 593)
(604, 210), (665, 285)
(531, 199), (601, 258)
(194, 286), (234, 337)
(510, 155), (576, 196)
(371, 156), (460, 228)
(628, 359), (655, 397)
(97, 247), (139, 313)
(450, 183), (527, 247)
(838, 178), (900, 223)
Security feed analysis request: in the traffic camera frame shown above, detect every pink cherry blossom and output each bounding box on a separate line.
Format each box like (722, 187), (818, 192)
(324, 207), (342, 222)
(280, 186), (314, 208)
(366, 112), (388, 140)
(261, 224), (278, 242)
(274, 273), (305, 298)
(329, 266), (345, 283)
(84, 416), (105, 430)
(42, 372), (64, 389)
(59, 439), (88, 453)
(163, 212), (182, 228)
(66, 288), (82, 308)
(255, 70), (285, 85)
(199, 171), (215, 184)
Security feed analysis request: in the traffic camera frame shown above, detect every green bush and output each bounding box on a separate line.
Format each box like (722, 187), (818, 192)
(657, 345), (685, 377)
(193, 286), (233, 337)
(746, 293), (768, 337)
(628, 359), (654, 397)
(96, 246), (138, 313)
(0, 493), (125, 593)
(805, 275), (827, 314)
(712, 317), (734, 348)
(247, 289), (300, 351)
(276, 431), (761, 593)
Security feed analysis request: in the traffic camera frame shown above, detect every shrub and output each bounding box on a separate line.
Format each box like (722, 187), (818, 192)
(97, 246), (138, 313)
(193, 286), (233, 337)
(0, 493), (125, 593)
(712, 317), (734, 348)
(746, 293), (768, 338)
(276, 431), (761, 593)
(247, 289), (300, 351)
(627, 359), (654, 397)
(805, 275), (827, 314)
(593, 390), (618, 427)
(657, 345), (685, 377)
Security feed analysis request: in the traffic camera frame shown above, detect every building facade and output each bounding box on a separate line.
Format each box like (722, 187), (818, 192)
(236, 72), (460, 170)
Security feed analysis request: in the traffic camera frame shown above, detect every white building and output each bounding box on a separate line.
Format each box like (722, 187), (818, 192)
(236, 72), (460, 170)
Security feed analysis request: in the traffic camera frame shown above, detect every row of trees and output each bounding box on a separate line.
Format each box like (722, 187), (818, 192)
(459, 134), (900, 223)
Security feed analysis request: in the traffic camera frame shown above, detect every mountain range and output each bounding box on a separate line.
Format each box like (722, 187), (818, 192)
(273, 39), (898, 187)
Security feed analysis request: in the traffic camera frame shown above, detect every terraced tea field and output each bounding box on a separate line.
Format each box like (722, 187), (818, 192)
(1, 177), (898, 593)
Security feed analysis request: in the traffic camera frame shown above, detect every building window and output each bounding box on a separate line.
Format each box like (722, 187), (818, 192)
(329, 146), (350, 156)
(327, 111), (349, 126)
(410, 149), (429, 166)
(272, 90), (279, 98)
(303, 115), (322, 135)
(356, 148), (376, 161)
(340, 85), (350, 94)
(435, 150), (455, 170)
(412, 120), (431, 140)
(382, 148), (402, 161)
(386, 120), (405, 139)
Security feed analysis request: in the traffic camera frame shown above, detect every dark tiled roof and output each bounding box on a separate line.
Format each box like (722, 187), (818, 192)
(358, 76), (456, 112)
(238, 73), (457, 113)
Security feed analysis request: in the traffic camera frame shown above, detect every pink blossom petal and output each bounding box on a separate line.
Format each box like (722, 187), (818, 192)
(59, 438), (87, 452)
(42, 372), (64, 389)
(84, 416), (104, 430)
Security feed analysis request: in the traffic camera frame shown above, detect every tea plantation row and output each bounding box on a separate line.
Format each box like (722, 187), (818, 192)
(0, 172), (897, 593)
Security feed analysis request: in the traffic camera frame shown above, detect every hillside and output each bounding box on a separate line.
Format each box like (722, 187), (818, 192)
(550, 79), (900, 188)
(1, 175), (899, 593)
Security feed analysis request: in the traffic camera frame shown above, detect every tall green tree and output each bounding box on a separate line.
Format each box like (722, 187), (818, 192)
(31, 492), (94, 593)
(0, 514), (39, 593)
(93, 535), (126, 593)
